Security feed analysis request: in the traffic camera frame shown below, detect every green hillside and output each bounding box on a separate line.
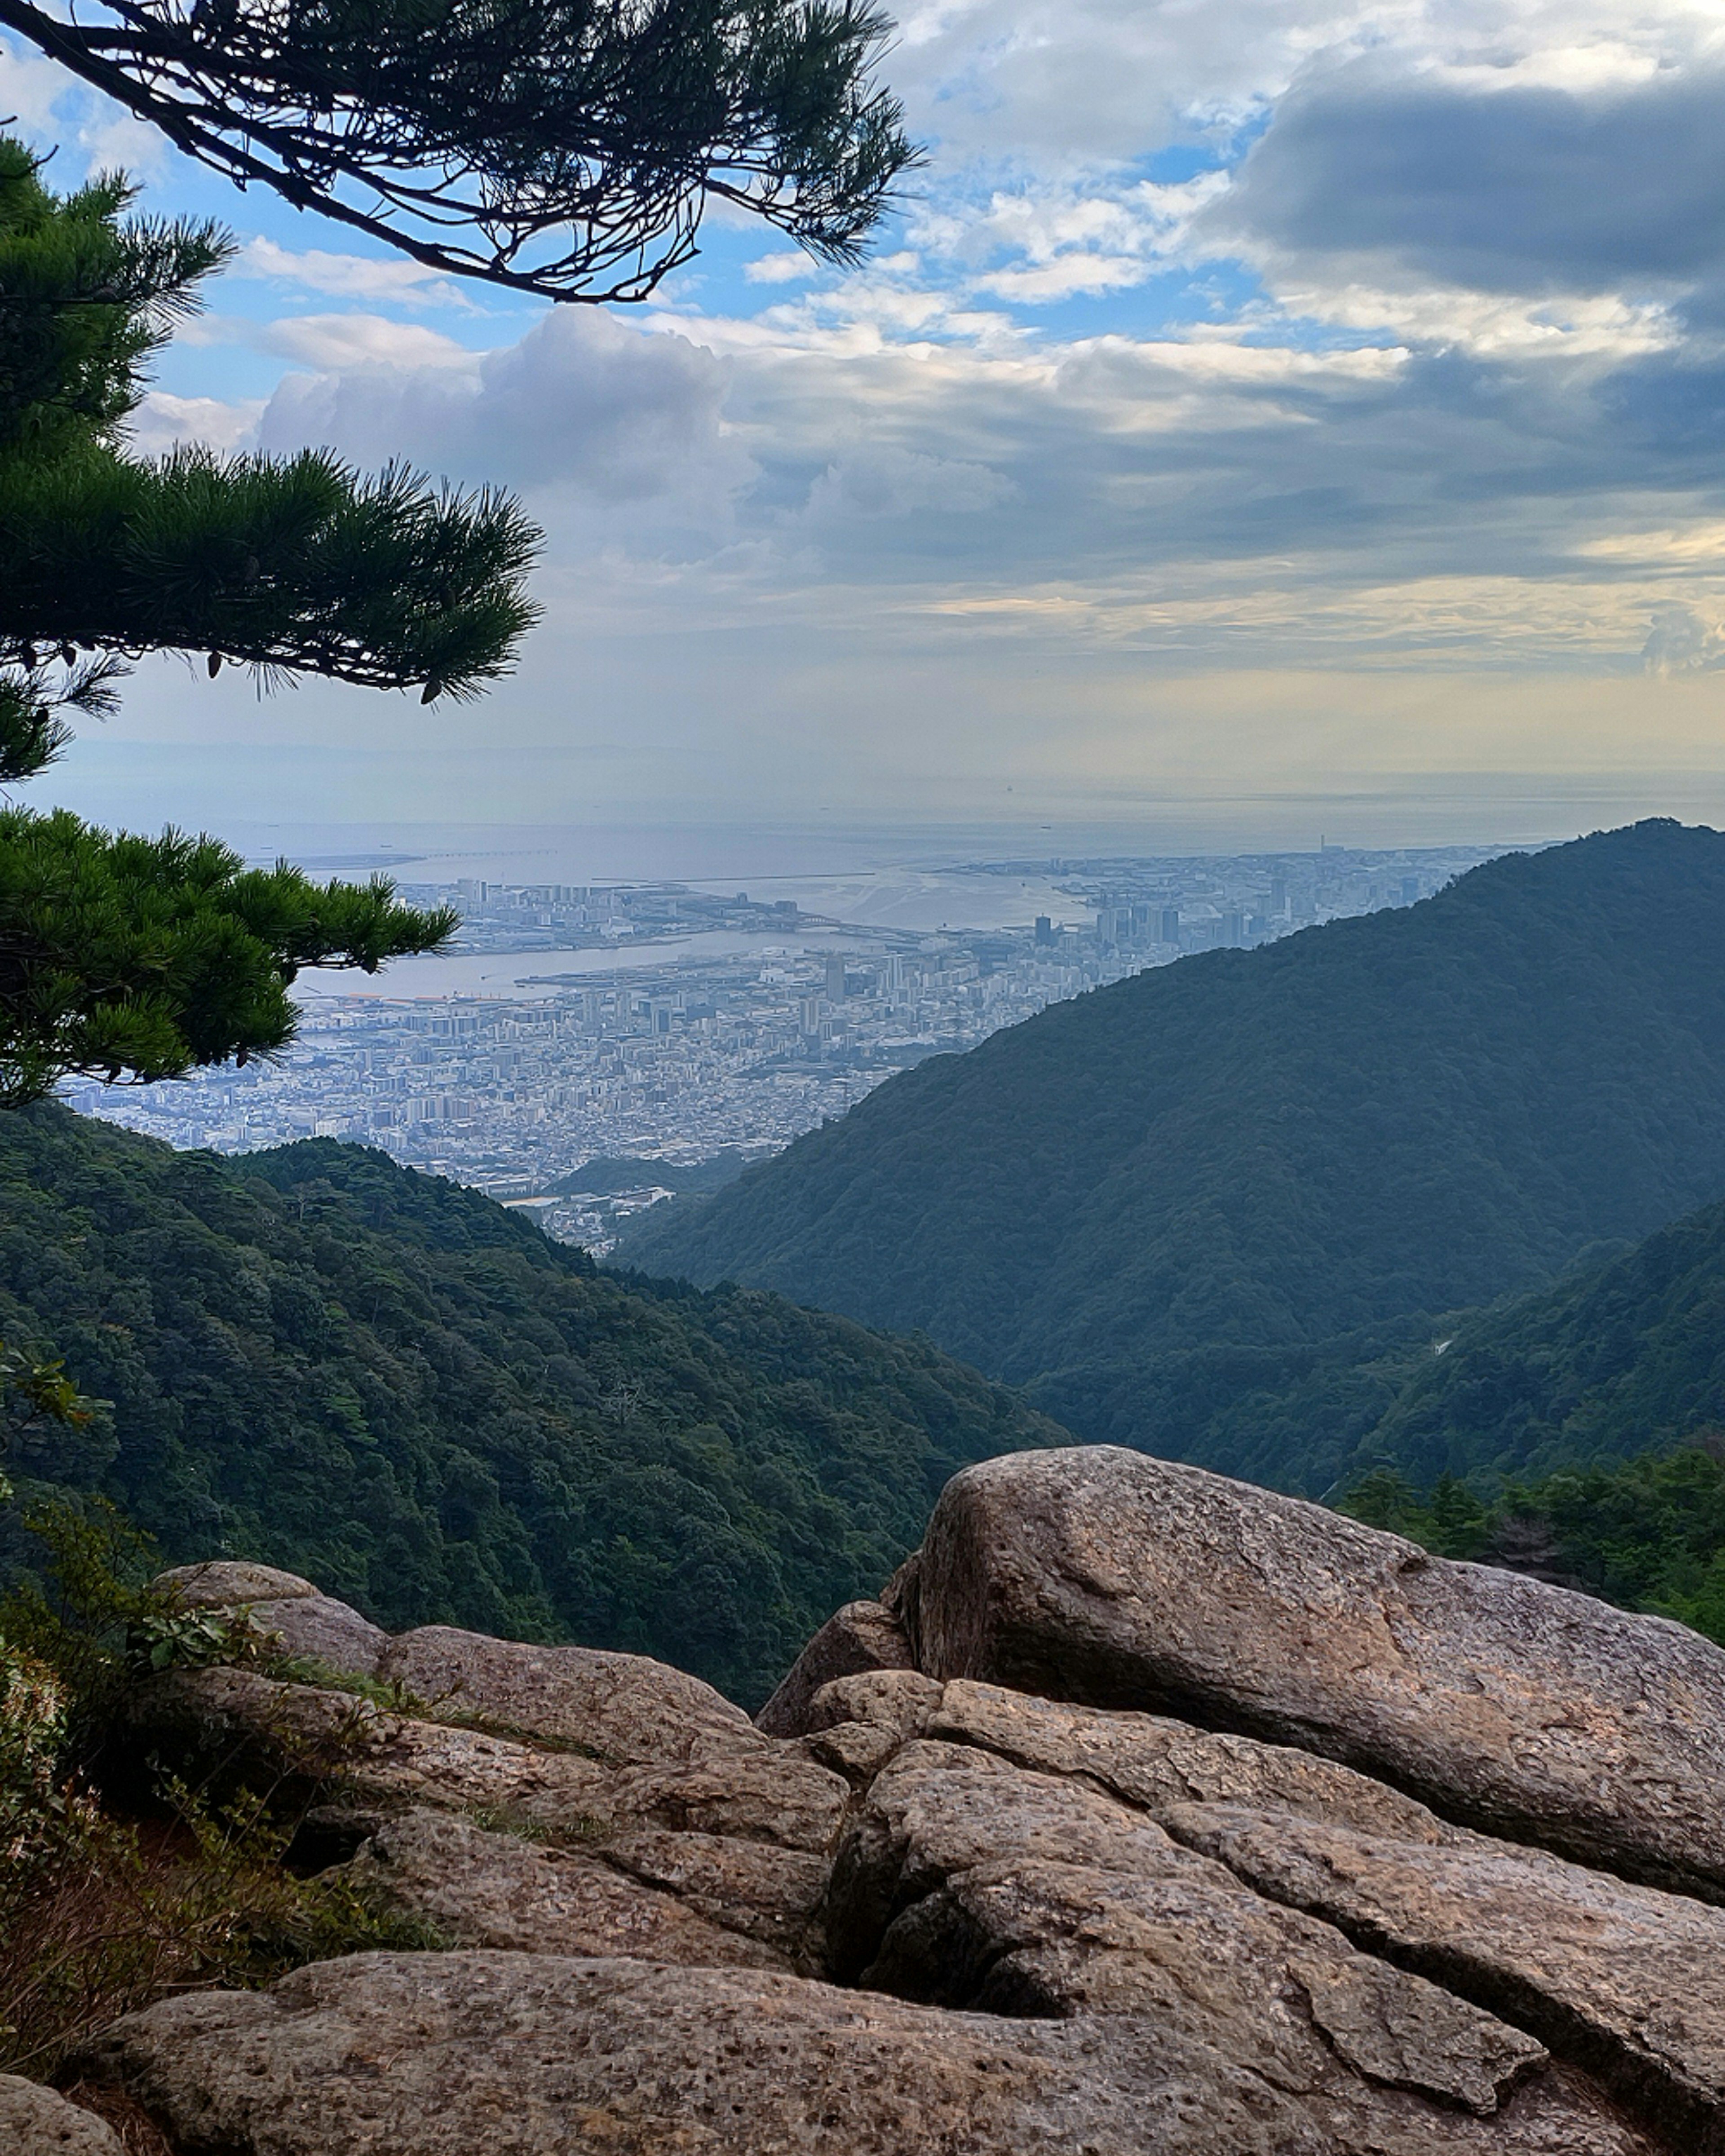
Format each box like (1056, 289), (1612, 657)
(628, 821), (1725, 1482)
(1343, 1192), (1725, 1489)
(1345, 1446), (1725, 1649)
(0, 1104), (1063, 1706)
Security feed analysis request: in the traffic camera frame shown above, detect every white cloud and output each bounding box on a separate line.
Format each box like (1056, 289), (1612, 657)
(256, 314), (477, 371)
(238, 238), (478, 311)
(744, 251), (820, 284)
(128, 392), (266, 455)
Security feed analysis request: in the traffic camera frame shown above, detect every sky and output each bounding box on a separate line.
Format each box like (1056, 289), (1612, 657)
(9, 0), (1725, 851)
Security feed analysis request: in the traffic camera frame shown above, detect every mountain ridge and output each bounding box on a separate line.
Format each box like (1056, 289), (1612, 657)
(628, 819), (1725, 1471)
(0, 1103), (1064, 1705)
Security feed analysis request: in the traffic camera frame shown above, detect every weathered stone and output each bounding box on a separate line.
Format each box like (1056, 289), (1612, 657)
(66, 1947), (1429, 2156)
(806, 1667), (944, 1736)
(122, 1665), (620, 1837)
(909, 1446), (1725, 1898)
(1169, 1801), (1725, 2152)
(126, 1667), (843, 1850)
(826, 1741), (1646, 2154)
(803, 1717), (906, 1782)
(345, 1806), (786, 1969)
(154, 1560), (320, 1607)
(377, 1625), (756, 1765)
(600, 1827), (833, 1957)
(929, 1678), (1452, 1841)
(755, 1599), (914, 1736)
(151, 1562), (387, 1676)
(252, 1595), (389, 1677)
(598, 1747), (848, 1852)
(0, 2077), (126, 2155)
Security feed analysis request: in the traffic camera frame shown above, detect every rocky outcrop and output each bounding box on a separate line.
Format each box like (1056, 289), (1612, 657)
(155, 1560), (388, 1677)
(907, 1447), (1725, 1900)
(48, 1448), (1725, 2154)
(0, 2075), (126, 2154)
(1170, 1804), (1725, 2149)
(71, 1948), (1397, 2156)
(754, 1598), (915, 1736)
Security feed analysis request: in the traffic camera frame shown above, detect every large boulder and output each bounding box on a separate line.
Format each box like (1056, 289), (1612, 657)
(905, 1447), (1725, 1899)
(71, 1949), (1651, 2156)
(376, 1625), (759, 1764)
(822, 1740), (1646, 2154)
(153, 1560), (387, 1677)
(107, 1461), (1725, 2156)
(1169, 1803), (1725, 2149)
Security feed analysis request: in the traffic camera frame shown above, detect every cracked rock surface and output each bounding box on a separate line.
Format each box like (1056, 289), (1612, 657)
(49, 1456), (1725, 2154)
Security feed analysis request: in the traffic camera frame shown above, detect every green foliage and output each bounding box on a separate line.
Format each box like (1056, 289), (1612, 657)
(0, 1501), (441, 2081)
(0, 138), (229, 464)
(1339, 1190), (1725, 1489)
(0, 1104), (1063, 1706)
(0, 0), (917, 303)
(0, 136), (531, 1106)
(632, 822), (1725, 1488)
(0, 807), (460, 1107)
(1340, 1445), (1725, 1649)
(0, 1332), (97, 1505)
(0, 136), (538, 739)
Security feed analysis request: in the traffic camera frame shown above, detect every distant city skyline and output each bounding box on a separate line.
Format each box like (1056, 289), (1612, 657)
(83, 842), (1499, 1215)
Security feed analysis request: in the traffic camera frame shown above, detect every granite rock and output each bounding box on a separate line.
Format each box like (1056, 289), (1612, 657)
(1170, 1802), (1725, 2152)
(344, 1806), (787, 1969)
(0, 2077), (126, 2156)
(62, 1948), (1459, 2156)
(754, 1599), (915, 1736)
(908, 1447), (1725, 1898)
(821, 1741), (1648, 2153)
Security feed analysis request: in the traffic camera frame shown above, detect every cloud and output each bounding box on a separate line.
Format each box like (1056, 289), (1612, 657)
(128, 391), (266, 455)
(1207, 59), (1725, 301)
(258, 304), (735, 504)
(802, 446), (1017, 520)
(255, 315), (475, 370)
(238, 238), (478, 311)
(744, 251), (820, 284)
(1642, 603), (1725, 673)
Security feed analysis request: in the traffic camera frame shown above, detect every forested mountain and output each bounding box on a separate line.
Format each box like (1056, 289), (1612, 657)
(0, 1105), (1062, 1706)
(628, 821), (1725, 1474)
(1344, 1191), (1725, 1488)
(1345, 1446), (1725, 1649)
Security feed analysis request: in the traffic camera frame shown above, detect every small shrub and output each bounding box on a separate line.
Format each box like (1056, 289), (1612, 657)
(0, 1496), (442, 2082)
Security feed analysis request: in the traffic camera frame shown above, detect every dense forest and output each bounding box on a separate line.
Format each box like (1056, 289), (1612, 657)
(1339, 1190), (1725, 1485)
(1344, 1445), (1725, 1649)
(0, 1105), (1062, 1706)
(629, 821), (1725, 1472)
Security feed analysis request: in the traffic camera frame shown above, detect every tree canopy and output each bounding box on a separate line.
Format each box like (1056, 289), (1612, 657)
(0, 141), (539, 779)
(0, 0), (916, 302)
(0, 1105), (1063, 1705)
(0, 138), (531, 1103)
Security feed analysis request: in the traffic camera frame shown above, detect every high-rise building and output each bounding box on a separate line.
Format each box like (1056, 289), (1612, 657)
(1035, 915), (1053, 945)
(1158, 907), (1181, 945)
(825, 953), (848, 1002)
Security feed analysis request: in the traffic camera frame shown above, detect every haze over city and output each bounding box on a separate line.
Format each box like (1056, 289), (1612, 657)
(8, 0), (1725, 849)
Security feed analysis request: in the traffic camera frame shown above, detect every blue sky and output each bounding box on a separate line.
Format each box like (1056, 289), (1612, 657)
(7, 0), (1725, 844)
